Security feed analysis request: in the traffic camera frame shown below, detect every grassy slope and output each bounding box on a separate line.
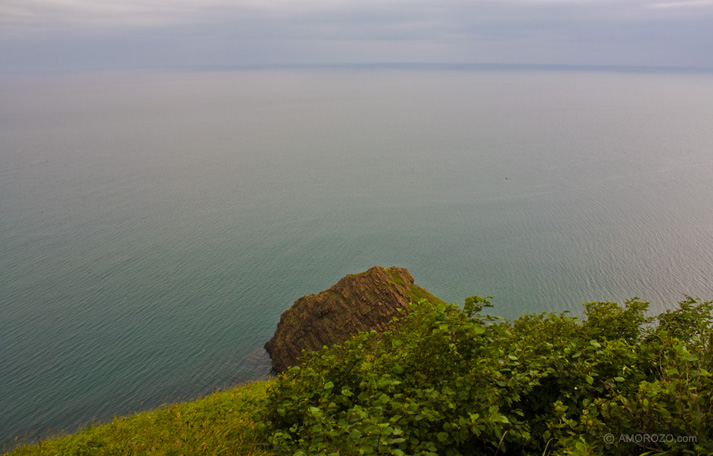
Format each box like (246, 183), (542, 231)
(7, 381), (275, 456)
(7, 272), (444, 456)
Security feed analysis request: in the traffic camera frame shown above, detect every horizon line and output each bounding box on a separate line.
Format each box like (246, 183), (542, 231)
(3, 61), (713, 77)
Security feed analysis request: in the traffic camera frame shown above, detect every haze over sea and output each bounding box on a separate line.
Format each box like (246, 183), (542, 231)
(1, 66), (712, 445)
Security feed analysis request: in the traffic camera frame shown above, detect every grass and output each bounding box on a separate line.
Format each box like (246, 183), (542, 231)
(409, 285), (446, 307)
(6, 380), (275, 456)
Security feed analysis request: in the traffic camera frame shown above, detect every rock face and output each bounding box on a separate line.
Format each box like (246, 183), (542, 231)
(265, 266), (443, 372)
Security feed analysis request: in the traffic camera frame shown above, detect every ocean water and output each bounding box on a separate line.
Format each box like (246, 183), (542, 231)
(1, 67), (713, 445)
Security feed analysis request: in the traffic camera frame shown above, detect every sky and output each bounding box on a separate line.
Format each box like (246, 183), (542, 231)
(1, 0), (712, 72)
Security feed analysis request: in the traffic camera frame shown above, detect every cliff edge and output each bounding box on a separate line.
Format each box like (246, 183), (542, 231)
(265, 266), (444, 372)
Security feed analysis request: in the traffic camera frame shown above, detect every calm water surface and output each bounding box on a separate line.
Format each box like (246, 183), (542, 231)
(1, 68), (713, 445)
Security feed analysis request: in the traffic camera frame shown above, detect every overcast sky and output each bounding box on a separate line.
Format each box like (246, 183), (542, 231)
(1, 0), (712, 72)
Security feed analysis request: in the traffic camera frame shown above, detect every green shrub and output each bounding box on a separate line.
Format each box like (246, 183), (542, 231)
(259, 297), (713, 455)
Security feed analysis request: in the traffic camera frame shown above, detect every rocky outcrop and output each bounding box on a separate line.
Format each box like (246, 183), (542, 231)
(265, 266), (444, 372)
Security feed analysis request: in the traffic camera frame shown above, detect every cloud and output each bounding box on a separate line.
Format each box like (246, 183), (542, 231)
(0, 0), (651, 38)
(650, 0), (713, 7)
(1, 0), (238, 36)
(1, 0), (712, 71)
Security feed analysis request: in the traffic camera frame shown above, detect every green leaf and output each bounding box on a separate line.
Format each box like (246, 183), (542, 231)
(359, 444), (374, 454)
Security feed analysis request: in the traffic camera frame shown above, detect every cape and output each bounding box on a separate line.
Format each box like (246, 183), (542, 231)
(264, 266), (443, 372)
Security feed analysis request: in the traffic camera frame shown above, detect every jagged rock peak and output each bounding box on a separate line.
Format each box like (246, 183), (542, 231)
(264, 266), (443, 372)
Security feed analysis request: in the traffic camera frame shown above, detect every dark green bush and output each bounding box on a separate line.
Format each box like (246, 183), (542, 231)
(258, 297), (713, 455)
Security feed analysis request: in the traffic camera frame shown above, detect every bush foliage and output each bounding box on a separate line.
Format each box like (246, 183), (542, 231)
(259, 297), (713, 455)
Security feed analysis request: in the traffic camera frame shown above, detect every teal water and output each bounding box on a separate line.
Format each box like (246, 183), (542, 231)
(1, 68), (713, 445)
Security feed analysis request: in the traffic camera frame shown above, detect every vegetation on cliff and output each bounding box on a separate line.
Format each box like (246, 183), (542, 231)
(8, 292), (712, 455)
(7, 381), (272, 456)
(260, 296), (712, 455)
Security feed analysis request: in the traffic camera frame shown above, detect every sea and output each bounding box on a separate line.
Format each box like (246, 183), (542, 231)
(1, 65), (712, 447)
